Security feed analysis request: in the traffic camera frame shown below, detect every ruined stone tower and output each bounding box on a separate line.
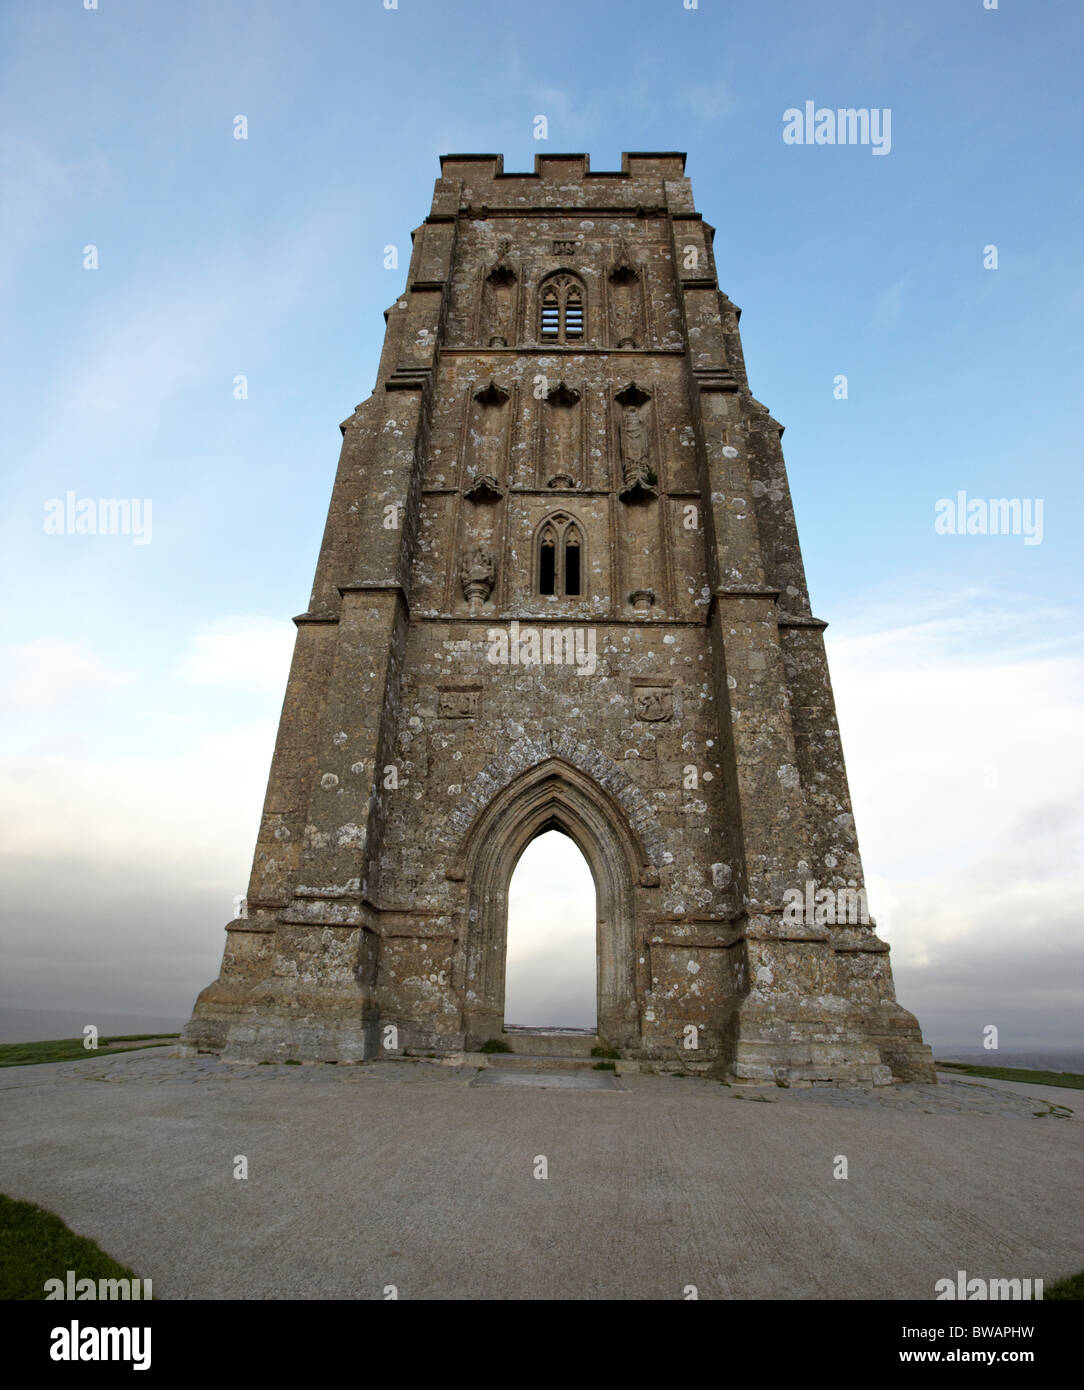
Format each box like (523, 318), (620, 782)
(185, 152), (935, 1084)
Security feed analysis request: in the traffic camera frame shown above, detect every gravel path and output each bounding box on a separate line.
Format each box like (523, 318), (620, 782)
(1, 1051), (1078, 1299)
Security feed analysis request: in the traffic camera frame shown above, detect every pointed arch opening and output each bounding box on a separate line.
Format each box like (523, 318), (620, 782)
(505, 829), (597, 1029)
(451, 757), (645, 1050)
(536, 512), (584, 598)
(539, 271), (586, 344)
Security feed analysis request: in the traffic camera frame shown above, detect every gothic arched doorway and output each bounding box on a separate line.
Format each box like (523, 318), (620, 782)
(504, 828), (597, 1029)
(450, 758), (645, 1050)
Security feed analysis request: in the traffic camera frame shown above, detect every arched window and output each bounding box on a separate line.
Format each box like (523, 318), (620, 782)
(539, 273), (585, 343)
(537, 513), (583, 597)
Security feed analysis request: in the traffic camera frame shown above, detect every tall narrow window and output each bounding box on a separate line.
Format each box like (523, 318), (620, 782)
(537, 514), (584, 598)
(564, 286), (583, 339)
(540, 286), (561, 340)
(564, 529), (581, 595)
(539, 523), (557, 595)
(538, 272), (586, 344)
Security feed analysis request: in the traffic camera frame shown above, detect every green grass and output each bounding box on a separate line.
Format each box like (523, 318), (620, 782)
(0, 1034), (180, 1069)
(1044, 1269), (1084, 1300)
(0, 1193), (149, 1301)
(479, 1038), (513, 1054)
(590, 1045), (620, 1059)
(592, 1060), (616, 1071)
(936, 1061), (1084, 1090)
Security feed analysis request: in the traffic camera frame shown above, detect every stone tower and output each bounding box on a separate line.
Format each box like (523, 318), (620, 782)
(184, 152), (935, 1084)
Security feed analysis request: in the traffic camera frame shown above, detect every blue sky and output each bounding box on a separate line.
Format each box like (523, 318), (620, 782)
(2, 0), (1081, 1049)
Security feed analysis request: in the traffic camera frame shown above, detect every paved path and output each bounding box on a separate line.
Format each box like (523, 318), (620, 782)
(1, 1052), (1079, 1300)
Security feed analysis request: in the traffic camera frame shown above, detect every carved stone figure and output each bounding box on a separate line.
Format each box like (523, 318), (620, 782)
(620, 405), (654, 488)
(612, 292), (636, 349)
(460, 546), (496, 604)
(484, 239), (516, 347)
(439, 687), (481, 719)
(610, 238), (640, 347)
(633, 686), (672, 722)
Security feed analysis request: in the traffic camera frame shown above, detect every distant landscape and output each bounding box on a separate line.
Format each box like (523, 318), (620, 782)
(0, 1008), (188, 1044)
(927, 1049), (1084, 1074)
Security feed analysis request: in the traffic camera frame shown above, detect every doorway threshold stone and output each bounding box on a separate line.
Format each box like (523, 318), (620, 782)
(469, 1068), (627, 1090)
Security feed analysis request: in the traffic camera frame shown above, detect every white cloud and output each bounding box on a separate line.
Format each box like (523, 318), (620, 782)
(829, 600), (1083, 888)
(0, 726), (272, 878)
(827, 592), (1084, 1045)
(0, 639), (134, 711)
(681, 80), (736, 122)
(0, 135), (112, 295)
(873, 277), (906, 327)
(178, 616), (295, 692)
(0, 720), (280, 1016)
(19, 206), (352, 478)
(0, 616), (292, 878)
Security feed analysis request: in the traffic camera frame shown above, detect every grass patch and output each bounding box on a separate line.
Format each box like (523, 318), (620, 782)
(936, 1061), (1084, 1090)
(1044, 1269), (1084, 1300)
(590, 1045), (620, 1059)
(0, 1193), (149, 1301)
(284, 1059), (301, 1066)
(592, 1061), (616, 1071)
(480, 1038), (512, 1054)
(0, 1035), (180, 1069)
